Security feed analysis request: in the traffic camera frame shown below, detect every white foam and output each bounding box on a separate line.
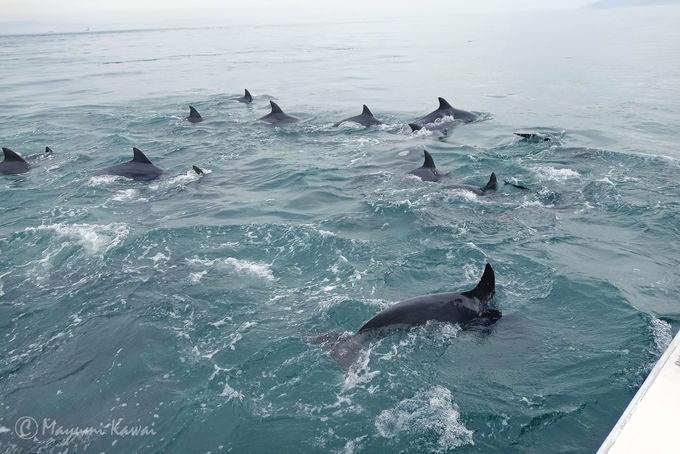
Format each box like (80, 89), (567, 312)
(219, 381), (244, 401)
(189, 271), (208, 282)
(26, 222), (129, 254)
(0, 426), (10, 434)
(651, 318), (672, 354)
(112, 188), (142, 201)
(534, 166), (580, 181)
(375, 386), (474, 450)
(187, 256), (274, 280)
(88, 174), (123, 186)
(149, 168), (206, 191)
(341, 435), (367, 454)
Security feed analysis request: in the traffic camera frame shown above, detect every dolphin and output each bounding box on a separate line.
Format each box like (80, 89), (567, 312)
(258, 101), (299, 124)
(515, 132), (551, 142)
(414, 97), (477, 126)
(98, 148), (163, 181)
(187, 106), (203, 123)
(0, 147), (29, 175)
(409, 150), (444, 182)
(334, 105), (382, 127)
(237, 89), (253, 104)
(444, 173), (497, 195)
(408, 122), (453, 136)
(314, 264), (499, 370)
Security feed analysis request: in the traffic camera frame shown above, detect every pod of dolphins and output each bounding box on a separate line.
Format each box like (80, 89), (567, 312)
(1, 89), (553, 370)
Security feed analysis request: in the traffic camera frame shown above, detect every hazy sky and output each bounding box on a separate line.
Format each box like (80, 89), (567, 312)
(2, 1), (592, 24)
(1, 0), (673, 33)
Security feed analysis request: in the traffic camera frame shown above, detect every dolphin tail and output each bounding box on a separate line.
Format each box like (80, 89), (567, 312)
(482, 172), (497, 192)
(409, 123), (423, 132)
(463, 263), (495, 302)
(309, 332), (366, 370)
(192, 165), (204, 175)
(504, 179), (530, 190)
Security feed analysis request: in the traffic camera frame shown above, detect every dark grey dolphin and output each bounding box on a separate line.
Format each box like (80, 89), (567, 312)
(314, 264), (499, 370)
(515, 132), (552, 142)
(414, 97), (477, 126)
(409, 150), (444, 182)
(237, 89), (253, 104)
(334, 105), (382, 127)
(258, 101), (299, 124)
(187, 106), (203, 123)
(408, 122), (454, 135)
(0, 147), (29, 175)
(98, 148), (163, 181)
(444, 173), (497, 195)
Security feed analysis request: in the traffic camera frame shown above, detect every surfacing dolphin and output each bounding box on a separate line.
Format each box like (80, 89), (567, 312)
(409, 150), (445, 182)
(444, 172), (497, 195)
(97, 148), (163, 181)
(414, 97), (477, 126)
(408, 121), (455, 136)
(237, 89), (253, 104)
(187, 106), (203, 123)
(258, 101), (299, 124)
(313, 264), (500, 370)
(515, 132), (552, 142)
(334, 105), (382, 127)
(0, 147), (29, 175)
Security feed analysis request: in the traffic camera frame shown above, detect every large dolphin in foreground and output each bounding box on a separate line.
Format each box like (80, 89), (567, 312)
(97, 148), (163, 181)
(0, 147), (29, 174)
(187, 106), (203, 123)
(258, 101), (299, 124)
(444, 173), (497, 195)
(334, 105), (382, 127)
(409, 150), (445, 182)
(237, 89), (253, 104)
(313, 264), (500, 370)
(414, 97), (477, 126)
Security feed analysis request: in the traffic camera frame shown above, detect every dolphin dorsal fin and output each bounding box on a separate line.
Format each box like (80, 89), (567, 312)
(362, 105), (374, 117)
(188, 106), (202, 119)
(422, 150), (436, 169)
(463, 264), (495, 301)
(409, 123), (422, 132)
(45, 146), (53, 154)
(2, 147), (26, 163)
(132, 147), (152, 164)
(482, 172), (497, 192)
(438, 97), (453, 110)
(270, 101), (283, 114)
(244, 89), (252, 101)
(192, 165), (204, 175)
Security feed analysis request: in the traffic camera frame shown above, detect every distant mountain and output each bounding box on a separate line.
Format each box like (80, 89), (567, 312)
(589, 0), (680, 8)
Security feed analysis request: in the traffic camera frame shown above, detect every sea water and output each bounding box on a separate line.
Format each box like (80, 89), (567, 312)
(0, 5), (679, 453)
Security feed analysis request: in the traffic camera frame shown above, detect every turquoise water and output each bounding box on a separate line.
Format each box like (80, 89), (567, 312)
(1, 5), (680, 453)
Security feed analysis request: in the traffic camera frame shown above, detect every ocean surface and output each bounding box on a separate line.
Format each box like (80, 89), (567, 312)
(1, 5), (679, 453)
